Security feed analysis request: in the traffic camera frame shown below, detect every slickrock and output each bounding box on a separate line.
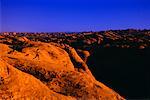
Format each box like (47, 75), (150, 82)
(18, 36), (30, 42)
(0, 37), (124, 100)
(0, 59), (74, 100)
(76, 49), (90, 63)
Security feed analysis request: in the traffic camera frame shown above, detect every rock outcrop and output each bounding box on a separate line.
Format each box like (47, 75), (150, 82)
(76, 49), (90, 63)
(0, 59), (74, 99)
(0, 36), (124, 99)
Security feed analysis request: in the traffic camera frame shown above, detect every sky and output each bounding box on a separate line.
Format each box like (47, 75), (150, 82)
(0, 0), (150, 32)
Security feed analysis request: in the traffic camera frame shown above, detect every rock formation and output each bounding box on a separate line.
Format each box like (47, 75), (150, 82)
(0, 36), (124, 100)
(0, 59), (74, 100)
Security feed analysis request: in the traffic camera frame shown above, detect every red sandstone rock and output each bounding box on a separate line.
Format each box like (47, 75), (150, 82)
(0, 37), (124, 100)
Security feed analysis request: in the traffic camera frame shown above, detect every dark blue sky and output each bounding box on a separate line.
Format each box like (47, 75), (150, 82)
(1, 0), (150, 32)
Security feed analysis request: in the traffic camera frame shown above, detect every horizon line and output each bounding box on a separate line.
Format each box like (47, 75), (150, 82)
(0, 28), (150, 33)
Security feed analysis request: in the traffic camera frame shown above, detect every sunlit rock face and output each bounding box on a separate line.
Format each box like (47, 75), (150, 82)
(0, 36), (124, 100)
(0, 59), (74, 100)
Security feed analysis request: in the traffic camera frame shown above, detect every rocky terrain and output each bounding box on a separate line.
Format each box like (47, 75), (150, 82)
(0, 34), (125, 99)
(0, 29), (150, 99)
